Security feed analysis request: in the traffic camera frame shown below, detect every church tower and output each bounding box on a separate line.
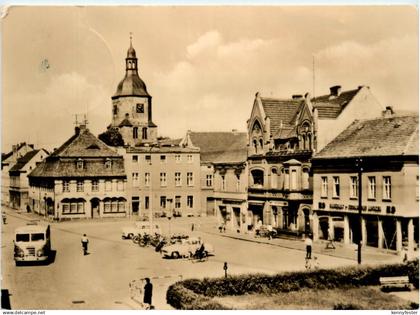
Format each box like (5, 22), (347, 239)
(110, 36), (158, 146)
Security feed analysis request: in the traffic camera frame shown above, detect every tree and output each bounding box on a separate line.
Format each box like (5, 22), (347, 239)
(98, 128), (124, 147)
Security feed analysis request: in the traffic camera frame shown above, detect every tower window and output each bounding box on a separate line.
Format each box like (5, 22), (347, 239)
(113, 105), (118, 115)
(136, 104), (144, 113)
(142, 127), (147, 140)
(133, 127), (138, 139)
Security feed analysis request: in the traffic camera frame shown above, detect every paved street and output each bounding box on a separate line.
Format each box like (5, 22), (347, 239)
(1, 207), (400, 310)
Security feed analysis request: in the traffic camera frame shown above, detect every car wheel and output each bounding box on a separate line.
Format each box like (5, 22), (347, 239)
(171, 252), (180, 259)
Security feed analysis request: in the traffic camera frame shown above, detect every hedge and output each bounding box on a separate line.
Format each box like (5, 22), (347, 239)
(166, 259), (418, 309)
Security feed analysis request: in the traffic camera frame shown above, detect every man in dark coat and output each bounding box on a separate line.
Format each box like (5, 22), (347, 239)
(143, 278), (153, 308)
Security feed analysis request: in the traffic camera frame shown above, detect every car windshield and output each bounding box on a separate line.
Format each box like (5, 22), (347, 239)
(31, 233), (45, 241)
(16, 233), (30, 242)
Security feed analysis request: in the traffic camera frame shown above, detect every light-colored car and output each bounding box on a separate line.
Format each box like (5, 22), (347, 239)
(161, 237), (214, 259)
(121, 222), (162, 239)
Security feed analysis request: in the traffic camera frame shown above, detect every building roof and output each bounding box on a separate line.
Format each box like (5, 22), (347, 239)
(9, 149), (47, 172)
(2, 142), (35, 163)
(51, 127), (120, 158)
(119, 118), (133, 127)
(29, 127), (125, 179)
(314, 115), (419, 159)
(187, 131), (248, 163)
(260, 97), (303, 136)
(312, 88), (360, 119)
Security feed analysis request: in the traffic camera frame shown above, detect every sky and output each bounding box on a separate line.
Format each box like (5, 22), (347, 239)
(2, 5), (418, 152)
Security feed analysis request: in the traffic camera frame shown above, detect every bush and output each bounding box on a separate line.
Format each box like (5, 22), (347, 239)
(167, 260), (419, 309)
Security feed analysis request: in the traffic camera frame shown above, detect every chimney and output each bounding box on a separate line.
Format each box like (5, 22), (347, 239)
(75, 126), (81, 135)
(329, 85), (342, 97)
(383, 106), (394, 118)
(292, 94), (303, 100)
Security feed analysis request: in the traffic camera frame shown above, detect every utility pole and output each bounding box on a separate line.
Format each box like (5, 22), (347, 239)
(355, 157), (363, 264)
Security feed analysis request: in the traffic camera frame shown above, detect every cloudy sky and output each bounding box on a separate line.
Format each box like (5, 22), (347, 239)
(2, 6), (418, 152)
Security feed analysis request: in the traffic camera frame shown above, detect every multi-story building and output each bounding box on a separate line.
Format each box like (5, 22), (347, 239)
(1, 142), (35, 206)
(9, 149), (49, 211)
(312, 113), (418, 253)
(122, 145), (201, 218)
(181, 131), (248, 230)
(28, 124), (127, 220)
(246, 86), (384, 235)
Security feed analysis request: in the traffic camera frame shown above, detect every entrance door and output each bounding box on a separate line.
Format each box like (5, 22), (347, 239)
(91, 198), (100, 218)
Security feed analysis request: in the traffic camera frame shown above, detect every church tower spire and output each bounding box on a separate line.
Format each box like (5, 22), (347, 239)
(126, 32), (138, 74)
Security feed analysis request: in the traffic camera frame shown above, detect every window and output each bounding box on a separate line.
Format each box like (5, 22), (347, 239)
(133, 127), (138, 139)
(251, 169), (264, 187)
(92, 180), (99, 192)
(160, 172), (167, 187)
(77, 180), (84, 192)
(62, 200), (85, 214)
(175, 154), (181, 163)
(321, 177), (328, 197)
(290, 169), (297, 190)
(187, 172), (194, 186)
(187, 155), (193, 163)
(145, 155), (151, 163)
(113, 105), (118, 115)
(271, 168), (278, 189)
(368, 176), (376, 200)
(142, 127), (147, 140)
(187, 196), (193, 208)
(175, 196), (181, 209)
(350, 176), (358, 199)
(76, 159), (84, 170)
(160, 196), (166, 209)
(63, 181), (70, 192)
(117, 180), (124, 191)
(145, 196), (149, 209)
(132, 173), (139, 187)
(383, 176), (391, 200)
(145, 173), (151, 187)
(160, 155), (166, 163)
(105, 180), (112, 192)
(221, 175), (226, 191)
(103, 199), (126, 213)
(136, 103), (144, 113)
(302, 168), (310, 190)
(132, 155), (138, 163)
(417, 176), (419, 200)
(206, 174), (213, 187)
(175, 172), (181, 186)
(333, 176), (340, 198)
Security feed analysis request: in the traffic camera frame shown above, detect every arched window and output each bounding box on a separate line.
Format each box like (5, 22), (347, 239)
(251, 169), (264, 187)
(133, 127), (138, 139)
(302, 167), (310, 190)
(142, 127), (147, 140)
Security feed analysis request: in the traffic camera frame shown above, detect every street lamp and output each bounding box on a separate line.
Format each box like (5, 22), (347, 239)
(355, 157), (363, 264)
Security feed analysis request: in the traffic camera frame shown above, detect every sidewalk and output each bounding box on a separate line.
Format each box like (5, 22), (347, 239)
(201, 224), (403, 266)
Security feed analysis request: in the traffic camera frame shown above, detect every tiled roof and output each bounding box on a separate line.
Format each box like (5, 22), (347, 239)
(51, 127), (120, 158)
(158, 138), (182, 146)
(314, 115), (419, 159)
(260, 97), (303, 136)
(312, 89), (359, 119)
(9, 150), (42, 172)
(29, 127), (125, 178)
(188, 132), (247, 163)
(29, 158), (126, 178)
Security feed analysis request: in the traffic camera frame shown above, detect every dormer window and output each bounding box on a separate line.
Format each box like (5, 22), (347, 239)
(77, 159), (84, 170)
(105, 158), (112, 169)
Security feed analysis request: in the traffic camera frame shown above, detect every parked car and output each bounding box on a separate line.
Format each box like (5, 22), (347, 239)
(121, 222), (162, 239)
(161, 237), (214, 259)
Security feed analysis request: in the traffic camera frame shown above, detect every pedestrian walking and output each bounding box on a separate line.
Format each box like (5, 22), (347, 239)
(305, 235), (312, 259)
(143, 277), (153, 309)
(81, 234), (89, 255)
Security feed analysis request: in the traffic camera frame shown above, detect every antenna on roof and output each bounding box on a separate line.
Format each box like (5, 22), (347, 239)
(74, 114), (79, 127)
